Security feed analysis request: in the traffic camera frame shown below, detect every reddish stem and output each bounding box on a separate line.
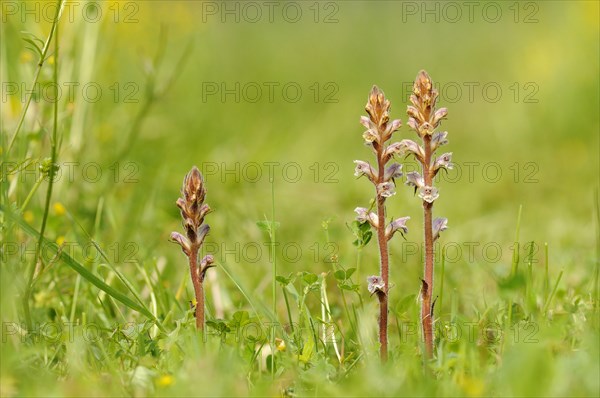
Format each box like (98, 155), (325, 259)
(376, 144), (389, 362)
(422, 134), (434, 358)
(189, 243), (204, 331)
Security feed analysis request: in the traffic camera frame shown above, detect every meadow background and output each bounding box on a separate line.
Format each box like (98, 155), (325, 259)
(1, 1), (599, 396)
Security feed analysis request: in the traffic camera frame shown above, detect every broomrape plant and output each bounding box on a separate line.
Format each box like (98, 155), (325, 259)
(404, 70), (451, 359)
(170, 166), (215, 331)
(354, 86), (410, 362)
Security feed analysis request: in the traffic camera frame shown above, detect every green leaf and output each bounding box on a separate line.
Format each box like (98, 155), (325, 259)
(301, 272), (318, 285)
(348, 220), (373, 248)
(345, 268), (356, 279)
(256, 219), (280, 234)
(231, 310), (251, 327)
(363, 231), (372, 245)
(22, 38), (43, 58)
(298, 337), (314, 364)
(333, 270), (346, 281)
(358, 222), (372, 233)
(20, 31), (44, 46)
(256, 220), (269, 231)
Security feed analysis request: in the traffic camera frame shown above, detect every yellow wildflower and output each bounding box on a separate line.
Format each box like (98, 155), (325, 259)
(156, 374), (174, 388)
(53, 202), (66, 216)
(23, 211), (34, 223)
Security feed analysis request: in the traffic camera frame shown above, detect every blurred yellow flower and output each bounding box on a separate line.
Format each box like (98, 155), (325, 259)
(19, 50), (33, 64)
(23, 211), (34, 223)
(275, 338), (286, 352)
(156, 374), (174, 388)
(7, 97), (21, 119)
(56, 236), (65, 246)
(53, 202), (66, 216)
(458, 375), (484, 397)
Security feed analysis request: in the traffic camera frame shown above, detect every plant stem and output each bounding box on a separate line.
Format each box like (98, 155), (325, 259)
(22, 5), (62, 329)
(439, 249), (446, 319)
(544, 242), (549, 302)
(7, 0), (63, 155)
(20, 174), (44, 212)
(422, 133), (434, 359)
(339, 288), (356, 341)
(270, 178), (276, 378)
(511, 205), (523, 276)
(282, 286), (294, 334)
(375, 145), (389, 362)
(189, 243), (204, 331)
(594, 189), (600, 313)
(271, 179), (276, 322)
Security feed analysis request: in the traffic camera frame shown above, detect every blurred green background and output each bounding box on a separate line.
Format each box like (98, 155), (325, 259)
(1, 1), (598, 396)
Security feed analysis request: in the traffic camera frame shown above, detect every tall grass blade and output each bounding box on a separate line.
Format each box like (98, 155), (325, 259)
(2, 205), (159, 323)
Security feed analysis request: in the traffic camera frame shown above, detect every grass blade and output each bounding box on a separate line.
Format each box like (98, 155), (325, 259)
(2, 205), (159, 323)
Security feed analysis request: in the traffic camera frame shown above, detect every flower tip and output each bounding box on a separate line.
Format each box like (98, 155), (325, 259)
(417, 69), (431, 83)
(370, 85), (382, 95)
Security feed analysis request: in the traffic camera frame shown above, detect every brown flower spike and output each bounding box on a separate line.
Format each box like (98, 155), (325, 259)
(171, 166), (214, 331)
(355, 86), (410, 362)
(404, 71), (451, 359)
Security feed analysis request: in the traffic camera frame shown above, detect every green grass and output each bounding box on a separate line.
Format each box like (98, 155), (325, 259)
(1, 1), (599, 397)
